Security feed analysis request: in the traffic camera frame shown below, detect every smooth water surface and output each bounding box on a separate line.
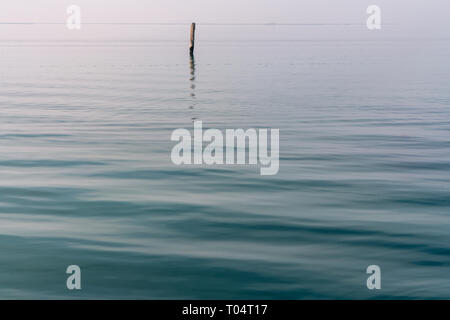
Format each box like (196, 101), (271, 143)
(0, 25), (450, 299)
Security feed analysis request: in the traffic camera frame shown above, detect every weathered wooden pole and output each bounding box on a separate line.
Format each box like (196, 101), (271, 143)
(189, 23), (196, 56)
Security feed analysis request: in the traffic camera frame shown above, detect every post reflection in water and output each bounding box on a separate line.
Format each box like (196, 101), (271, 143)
(189, 55), (197, 120)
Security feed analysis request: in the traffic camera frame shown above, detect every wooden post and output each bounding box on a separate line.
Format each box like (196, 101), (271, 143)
(189, 23), (196, 56)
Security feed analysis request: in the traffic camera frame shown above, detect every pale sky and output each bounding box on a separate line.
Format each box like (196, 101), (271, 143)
(0, 0), (446, 24)
(0, 1), (448, 40)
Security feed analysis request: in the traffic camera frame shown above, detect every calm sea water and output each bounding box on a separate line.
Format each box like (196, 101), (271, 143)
(0, 26), (450, 299)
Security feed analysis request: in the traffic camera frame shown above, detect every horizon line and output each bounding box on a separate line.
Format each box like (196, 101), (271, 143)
(0, 22), (392, 26)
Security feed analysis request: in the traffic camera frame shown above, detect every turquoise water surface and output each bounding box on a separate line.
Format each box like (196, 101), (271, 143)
(0, 25), (450, 299)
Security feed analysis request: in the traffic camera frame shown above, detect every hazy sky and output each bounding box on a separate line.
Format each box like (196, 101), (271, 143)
(0, 1), (448, 40)
(0, 0), (446, 24)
